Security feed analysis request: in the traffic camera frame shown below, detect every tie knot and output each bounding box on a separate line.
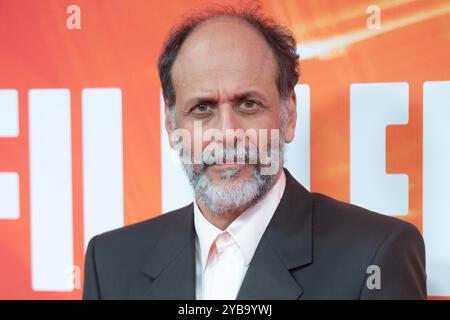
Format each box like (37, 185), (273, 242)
(215, 231), (233, 252)
(205, 231), (235, 268)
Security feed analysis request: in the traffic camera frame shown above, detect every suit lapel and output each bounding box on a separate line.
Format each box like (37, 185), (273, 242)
(237, 169), (313, 299)
(138, 204), (197, 299)
(236, 236), (304, 299)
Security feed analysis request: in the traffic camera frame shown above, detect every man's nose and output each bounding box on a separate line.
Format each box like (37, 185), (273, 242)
(217, 105), (241, 141)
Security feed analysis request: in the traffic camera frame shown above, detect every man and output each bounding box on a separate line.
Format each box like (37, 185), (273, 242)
(83, 5), (426, 300)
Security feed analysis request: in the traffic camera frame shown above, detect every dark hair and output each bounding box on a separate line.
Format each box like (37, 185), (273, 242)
(157, 2), (300, 108)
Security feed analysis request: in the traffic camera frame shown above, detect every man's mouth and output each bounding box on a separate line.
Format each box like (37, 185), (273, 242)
(211, 163), (245, 169)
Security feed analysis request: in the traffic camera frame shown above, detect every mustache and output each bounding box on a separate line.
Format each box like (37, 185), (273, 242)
(202, 146), (258, 165)
(177, 140), (284, 176)
(178, 144), (265, 168)
(186, 147), (261, 181)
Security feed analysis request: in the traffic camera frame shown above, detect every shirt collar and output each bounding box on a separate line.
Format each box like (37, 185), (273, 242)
(194, 170), (286, 270)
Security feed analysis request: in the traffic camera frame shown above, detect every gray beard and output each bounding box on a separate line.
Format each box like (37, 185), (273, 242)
(180, 140), (285, 216)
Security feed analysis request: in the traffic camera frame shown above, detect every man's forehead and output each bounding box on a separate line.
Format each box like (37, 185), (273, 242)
(171, 17), (277, 85)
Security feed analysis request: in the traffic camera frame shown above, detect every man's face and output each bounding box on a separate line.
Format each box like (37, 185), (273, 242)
(165, 18), (296, 214)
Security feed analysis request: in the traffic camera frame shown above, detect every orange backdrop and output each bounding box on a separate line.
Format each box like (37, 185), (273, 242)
(0, 0), (449, 299)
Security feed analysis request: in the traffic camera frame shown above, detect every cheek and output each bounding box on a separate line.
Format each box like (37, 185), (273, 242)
(178, 128), (209, 154)
(241, 108), (281, 129)
(247, 113), (282, 139)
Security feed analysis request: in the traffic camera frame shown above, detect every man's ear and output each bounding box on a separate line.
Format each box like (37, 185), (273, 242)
(164, 102), (176, 149)
(284, 90), (297, 144)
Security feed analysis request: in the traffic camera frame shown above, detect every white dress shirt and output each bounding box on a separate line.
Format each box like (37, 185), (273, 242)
(194, 171), (286, 300)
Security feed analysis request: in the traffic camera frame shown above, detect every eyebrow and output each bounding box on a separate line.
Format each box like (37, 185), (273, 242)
(183, 90), (269, 109)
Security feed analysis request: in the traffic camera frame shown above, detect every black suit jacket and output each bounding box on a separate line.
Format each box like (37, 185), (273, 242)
(83, 169), (426, 300)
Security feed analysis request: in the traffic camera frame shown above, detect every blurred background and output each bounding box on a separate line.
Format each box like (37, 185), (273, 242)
(0, 0), (449, 299)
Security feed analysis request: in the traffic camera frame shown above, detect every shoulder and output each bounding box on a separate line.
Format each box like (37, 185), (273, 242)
(88, 203), (193, 260)
(306, 192), (425, 299)
(309, 192), (423, 255)
(311, 192), (414, 230)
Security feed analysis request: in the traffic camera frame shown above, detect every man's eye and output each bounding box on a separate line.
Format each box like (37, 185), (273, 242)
(193, 103), (212, 113)
(240, 100), (260, 110)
